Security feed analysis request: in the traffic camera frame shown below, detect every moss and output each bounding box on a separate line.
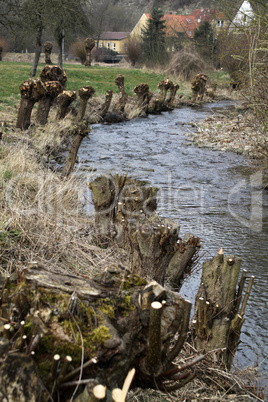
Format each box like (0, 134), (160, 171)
(98, 298), (115, 319)
(88, 325), (111, 345)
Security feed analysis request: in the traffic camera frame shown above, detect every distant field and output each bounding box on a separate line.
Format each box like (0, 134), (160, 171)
(0, 61), (169, 109)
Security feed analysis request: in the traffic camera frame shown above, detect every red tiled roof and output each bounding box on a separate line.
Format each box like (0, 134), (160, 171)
(144, 13), (198, 38)
(189, 8), (227, 23)
(164, 14), (198, 37)
(99, 32), (130, 40)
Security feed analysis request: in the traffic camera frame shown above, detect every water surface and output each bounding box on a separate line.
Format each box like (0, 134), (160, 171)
(79, 101), (268, 374)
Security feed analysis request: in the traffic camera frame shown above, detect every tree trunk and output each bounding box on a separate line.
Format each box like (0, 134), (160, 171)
(44, 41), (53, 64)
(56, 90), (77, 120)
(30, 24), (43, 77)
(58, 35), (63, 69)
(114, 75), (128, 112)
(62, 121), (91, 177)
(99, 90), (113, 119)
(0, 265), (200, 400)
(16, 79), (46, 130)
(77, 86), (95, 121)
(36, 81), (63, 125)
(193, 251), (254, 369)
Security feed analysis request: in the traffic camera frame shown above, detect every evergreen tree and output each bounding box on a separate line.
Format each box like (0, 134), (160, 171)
(194, 21), (216, 63)
(142, 8), (167, 63)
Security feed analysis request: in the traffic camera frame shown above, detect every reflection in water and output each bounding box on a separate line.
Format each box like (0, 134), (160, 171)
(78, 101), (268, 373)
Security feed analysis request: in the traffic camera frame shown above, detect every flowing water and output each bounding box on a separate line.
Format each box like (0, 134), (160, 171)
(78, 101), (268, 375)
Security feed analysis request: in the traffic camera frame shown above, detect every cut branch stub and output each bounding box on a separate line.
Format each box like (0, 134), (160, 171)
(40, 65), (67, 88)
(77, 86), (95, 121)
(44, 41), (53, 64)
(62, 120), (91, 177)
(84, 38), (95, 67)
(36, 81), (63, 125)
(114, 75), (128, 112)
(166, 235), (200, 288)
(16, 78), (46, 130)
(56, 90), (77, 120)
(99, 90), (113, 119)
(193, 252), (253, 369)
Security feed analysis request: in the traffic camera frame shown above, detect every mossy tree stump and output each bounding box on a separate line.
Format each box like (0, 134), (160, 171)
(16, 79), (46, 130)
(0, 265), (201, 400)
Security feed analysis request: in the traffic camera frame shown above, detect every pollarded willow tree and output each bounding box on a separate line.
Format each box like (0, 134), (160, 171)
(142, 8), (167, 64)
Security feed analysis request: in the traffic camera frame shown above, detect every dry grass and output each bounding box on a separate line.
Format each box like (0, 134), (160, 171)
(0, 107), (130, 279)
(166, 50), (206, 81)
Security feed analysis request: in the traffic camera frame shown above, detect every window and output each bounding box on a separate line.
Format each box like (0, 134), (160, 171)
(113, 43), (116, 51)
(217, 20), (224, 27)
(107, 42), (110, 49)
(100, 42), (103, 48)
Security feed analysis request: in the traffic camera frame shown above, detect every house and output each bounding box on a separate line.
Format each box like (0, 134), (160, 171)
(130, 13), (198, 41)
(229, 1), (255, 28)
(96, 32), (130, 54)
(189, 8), (228, 33)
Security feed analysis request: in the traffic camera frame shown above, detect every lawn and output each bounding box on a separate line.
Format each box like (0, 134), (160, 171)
(0, 61), (169, 110)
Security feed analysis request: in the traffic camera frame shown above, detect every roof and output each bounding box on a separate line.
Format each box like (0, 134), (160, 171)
(189, 8), (227, 23)
(144, 13), (198, 38)
(99, 32), (130, 40)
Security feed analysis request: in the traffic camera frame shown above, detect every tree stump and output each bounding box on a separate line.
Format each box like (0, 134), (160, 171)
(56, 90), (77, 120)
(36, 81), (63, 125)
(114, 75), (128, 112)
(62, 121), (91, 177)
(191, 73), (208, 102)
(99, 90), (113, 119)
(134, 83), (152, 113)
(77, 86), (95, 121)
(90, 174), (198, 286)
(84, 38), (95, 67)
(44, 41), (53, 64)
(193, 251), (254, 369)
(0, 265), (201, 400)
(16, 79), (46, 130)
(40, 65), (67, 88)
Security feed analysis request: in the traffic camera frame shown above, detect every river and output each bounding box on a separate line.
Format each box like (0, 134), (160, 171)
(78, 101), (268, 376)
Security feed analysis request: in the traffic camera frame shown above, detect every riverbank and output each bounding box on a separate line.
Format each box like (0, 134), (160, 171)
(185, 101), (268, 187)
(0, 68), (266, 399)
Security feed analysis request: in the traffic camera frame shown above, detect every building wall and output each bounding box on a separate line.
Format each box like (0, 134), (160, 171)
(130, 14), (148, 41)
(98, 38), (129, 54)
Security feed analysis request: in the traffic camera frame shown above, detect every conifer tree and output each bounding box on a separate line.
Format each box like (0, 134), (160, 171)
(142, 8), (167, 63)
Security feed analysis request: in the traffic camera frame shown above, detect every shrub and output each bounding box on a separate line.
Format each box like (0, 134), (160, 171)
(126, 39), (142, 66)
(0, 37), (8, 57)
(216, 31), (250, 88)
(166, 50), (206, 81)
(69, 38), (86, 64)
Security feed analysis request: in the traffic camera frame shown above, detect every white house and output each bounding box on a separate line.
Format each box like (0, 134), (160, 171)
(230, 0), (255, 27)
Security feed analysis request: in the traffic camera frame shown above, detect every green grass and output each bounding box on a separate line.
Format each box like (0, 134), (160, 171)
(0, 61), (168, 109)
